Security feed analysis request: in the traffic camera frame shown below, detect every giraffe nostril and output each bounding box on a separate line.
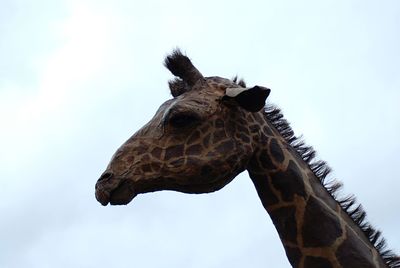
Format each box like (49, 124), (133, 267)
(99, 171), (113, 182)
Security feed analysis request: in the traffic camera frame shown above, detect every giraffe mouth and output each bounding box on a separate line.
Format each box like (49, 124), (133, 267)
(95, 179), (137, 206)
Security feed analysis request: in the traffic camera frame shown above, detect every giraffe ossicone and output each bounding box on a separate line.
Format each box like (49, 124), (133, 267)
(95, 49), (399, 268)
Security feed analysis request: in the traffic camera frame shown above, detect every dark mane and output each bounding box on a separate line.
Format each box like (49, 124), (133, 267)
(264, 104), (400, 268)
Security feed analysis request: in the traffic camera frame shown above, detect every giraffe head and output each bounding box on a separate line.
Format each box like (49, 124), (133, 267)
(95, 50), (270, 206)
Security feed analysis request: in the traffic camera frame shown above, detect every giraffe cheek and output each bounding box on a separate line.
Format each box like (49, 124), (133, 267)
(138, 164), (150, 174)
(164, 144), (185, 160)
(200, 165), (213, 177)
(167, 158), (185, 168)
(185, 144), (203, 156)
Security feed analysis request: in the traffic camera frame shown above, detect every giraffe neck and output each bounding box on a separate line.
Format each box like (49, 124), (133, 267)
(246, 118), (387, 267)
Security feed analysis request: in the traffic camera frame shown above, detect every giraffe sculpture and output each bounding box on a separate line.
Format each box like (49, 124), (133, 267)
(95, 49), (399, 268)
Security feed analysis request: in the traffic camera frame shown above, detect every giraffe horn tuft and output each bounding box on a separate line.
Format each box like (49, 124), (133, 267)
(164, 48), (204, 86)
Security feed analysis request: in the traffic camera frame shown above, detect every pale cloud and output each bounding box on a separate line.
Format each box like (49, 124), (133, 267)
(0, 1), (119, 167)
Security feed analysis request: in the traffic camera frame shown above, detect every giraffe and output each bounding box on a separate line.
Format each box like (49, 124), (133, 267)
(95, 49), (399, 268)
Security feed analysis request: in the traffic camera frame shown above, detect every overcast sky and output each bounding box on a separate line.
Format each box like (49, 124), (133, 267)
(1, 0), (399, 267)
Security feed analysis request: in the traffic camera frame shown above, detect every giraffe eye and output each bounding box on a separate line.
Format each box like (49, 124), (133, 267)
(168, 112), (201, 128)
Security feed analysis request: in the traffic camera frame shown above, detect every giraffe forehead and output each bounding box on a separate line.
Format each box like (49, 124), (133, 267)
(205, 76), (238, 91)
(162, 91), (219, 118)
(167, 77), (233, 110)
(151, 76), (238, 126)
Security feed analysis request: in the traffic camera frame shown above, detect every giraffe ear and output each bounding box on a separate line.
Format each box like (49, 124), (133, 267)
(224, 86), (271, 112)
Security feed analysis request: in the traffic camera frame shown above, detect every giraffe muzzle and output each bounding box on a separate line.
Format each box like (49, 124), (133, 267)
(95, 171), (137, 206)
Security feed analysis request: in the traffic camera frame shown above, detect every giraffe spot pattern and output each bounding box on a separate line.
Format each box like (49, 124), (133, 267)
(236, 132), (250, 143)
(263, 125), (273, 136)
(302, 196), (343, 247)
(250, 174), (279, 206)
(259, 149), (276, 170)
(284, 246), (301, 268)
(336, 226), (377, 268)
(151, 147), (162, 159)
(186, 144), (203, 155)
(270, 160), (307, 201)
(304, 256), (333, 268)
(269, 138), (284, 163)
(187, 131), (201, 145)
(133, 145), (148, 155)
(169, 158), (185, 167)
(249, 124), (260, 133)
(215, 118), (224, 128)
(269, 206), (297, 244)
(141, 154), (151, 162)
(165, 144), (184, 160)
(126, 155), (135, 162)
(200, 124), (210, 133)
(236, 125), (250, 136)
(251, 112), (263, 123)
(212, 130), (227, 141)
(215, 140), (235, 153)
(202, 133), (211, 147)
(141, 164), (152, 173)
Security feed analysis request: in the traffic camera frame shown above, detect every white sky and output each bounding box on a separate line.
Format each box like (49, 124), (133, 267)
(1, 0), (399, 267)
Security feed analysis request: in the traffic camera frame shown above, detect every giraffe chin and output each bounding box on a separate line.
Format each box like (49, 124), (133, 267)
(95, 181), (137, 206)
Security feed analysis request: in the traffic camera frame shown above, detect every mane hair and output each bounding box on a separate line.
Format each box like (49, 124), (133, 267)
(264, 104), (400, 268)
